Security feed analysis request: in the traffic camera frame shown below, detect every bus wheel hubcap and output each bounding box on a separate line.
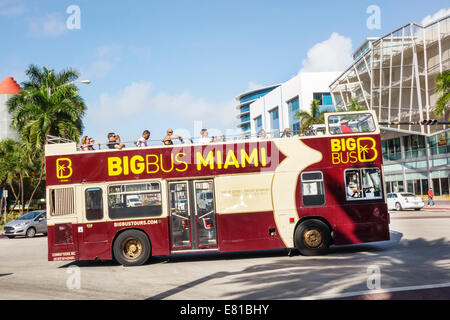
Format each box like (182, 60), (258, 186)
(122, 238), (143, 259)
(304, 229), (322, 248)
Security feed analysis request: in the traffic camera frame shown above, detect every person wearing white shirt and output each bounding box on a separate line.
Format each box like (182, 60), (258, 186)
(136, 130), (150, 147)
(197, 129), (211, 144)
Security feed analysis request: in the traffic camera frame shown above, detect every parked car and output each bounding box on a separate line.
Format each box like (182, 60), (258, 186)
(3, 210), (47, 238)
(197, 191), (213, 211)
(387, 193), (424, 211)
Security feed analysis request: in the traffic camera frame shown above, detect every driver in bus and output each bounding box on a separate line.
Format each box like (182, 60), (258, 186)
(346, 181), (359, 199)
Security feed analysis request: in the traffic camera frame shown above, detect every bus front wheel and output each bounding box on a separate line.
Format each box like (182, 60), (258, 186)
(294, 219), (331, 256)
(113, 230), (151, 266)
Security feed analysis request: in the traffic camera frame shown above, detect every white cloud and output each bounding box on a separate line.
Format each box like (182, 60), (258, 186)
(92, 81), (236, 130)
(0, 0), (25, 16)
(81, 45), (122, 80)
(421, 8), (450, 26)
(82, 44), (150, 80)
(28, 13), (67, 37)
(88, 59), (120, 79)
(299, 32), (353, 73)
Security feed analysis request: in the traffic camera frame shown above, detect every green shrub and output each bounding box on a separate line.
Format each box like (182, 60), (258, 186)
(0, 212), (22, 228)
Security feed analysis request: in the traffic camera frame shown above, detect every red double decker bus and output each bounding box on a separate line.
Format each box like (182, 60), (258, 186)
(45, 111), (389, 266)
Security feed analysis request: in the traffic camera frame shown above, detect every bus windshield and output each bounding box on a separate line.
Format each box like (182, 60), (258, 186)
(328, 113), (376, 134)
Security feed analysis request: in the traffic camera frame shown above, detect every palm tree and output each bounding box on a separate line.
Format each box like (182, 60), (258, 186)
(347, 98), (367, 111)
(7, 65), (87, 150)
(295, 99), (325, 133)
(6, 65), (87, 212)
(435, 70), (449, 120)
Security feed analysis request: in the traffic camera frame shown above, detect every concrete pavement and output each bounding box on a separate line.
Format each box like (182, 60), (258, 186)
(0, 210), (449, 300)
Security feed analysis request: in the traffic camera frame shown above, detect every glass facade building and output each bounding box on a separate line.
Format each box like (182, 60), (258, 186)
(382, 131), (449, 198)
(235, 85), (280, 136)
(269, 107), (280, 137)
(288, 97), (300, 134)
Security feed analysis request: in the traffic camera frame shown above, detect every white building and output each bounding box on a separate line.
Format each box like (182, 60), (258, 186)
(0, 77), (21, 141)
(236, 71), (340, 137)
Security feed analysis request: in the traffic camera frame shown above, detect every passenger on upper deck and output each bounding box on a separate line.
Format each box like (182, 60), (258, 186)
(340, 120), (354, 133)
(88, 137), (95, 150)
(198, 129), (211, 144)
(136, 130), (150, 147)
(107, 132), (125, 150)
(281, 128), (293, 138)
(80, 136), (90, 151)
(257, 129), (267, 139)
(163, 129), (184, 145)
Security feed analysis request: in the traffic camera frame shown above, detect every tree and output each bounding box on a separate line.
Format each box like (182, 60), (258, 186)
(5, 65), (87, 212)
(295, 99), (326, 133)
(0, 139), (31, 214)
(435, 70), (450, 120)
(7, 65), (86, 150)
(347, 98), (367, 111)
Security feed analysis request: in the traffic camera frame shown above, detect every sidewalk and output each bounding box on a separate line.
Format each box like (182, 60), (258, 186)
(421, 200), (450, 211)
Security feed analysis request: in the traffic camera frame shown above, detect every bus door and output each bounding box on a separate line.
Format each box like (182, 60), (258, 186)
(168, 180), (218, 251)
(79, 187), (109, 260)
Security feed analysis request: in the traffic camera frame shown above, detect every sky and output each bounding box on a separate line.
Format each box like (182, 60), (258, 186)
(0, 0), (449, 143)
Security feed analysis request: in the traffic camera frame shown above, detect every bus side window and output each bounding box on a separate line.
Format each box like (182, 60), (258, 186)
(85, 188), (103, 221)
(301, 171), (325, 206)
(108, 182), (162, 219)
(345, 168), (382, 201)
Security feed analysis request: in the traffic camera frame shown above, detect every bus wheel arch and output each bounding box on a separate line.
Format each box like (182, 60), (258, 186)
(293, 218), (332, 256)
(112, 228), (152, 266)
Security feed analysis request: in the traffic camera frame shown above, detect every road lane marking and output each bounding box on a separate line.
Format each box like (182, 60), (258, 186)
(294, 282), (450, 300)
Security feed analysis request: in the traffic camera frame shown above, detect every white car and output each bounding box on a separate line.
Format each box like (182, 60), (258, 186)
(126, 196), (142, 207)
(387, 193), (424, 211)
(197, 191), (213, 210)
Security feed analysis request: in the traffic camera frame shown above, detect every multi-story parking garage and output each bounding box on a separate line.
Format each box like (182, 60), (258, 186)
(330, 15), (449, 200)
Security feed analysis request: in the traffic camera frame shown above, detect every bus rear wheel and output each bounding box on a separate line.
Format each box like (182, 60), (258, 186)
(294, 219), (331, 256)
(113, 230), (151, 266)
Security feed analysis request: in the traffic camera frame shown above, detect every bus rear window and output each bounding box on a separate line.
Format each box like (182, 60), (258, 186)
(108, 182), (162, 219)
(328, 113), (376, 135)
(49, 187), (75, 216)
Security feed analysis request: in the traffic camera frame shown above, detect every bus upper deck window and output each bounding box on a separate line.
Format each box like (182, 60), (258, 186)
(329, 113), (376, 135)
(301, 171), (325, 207)
(85, 188), (103, 221)
(345, 168), (382, 201)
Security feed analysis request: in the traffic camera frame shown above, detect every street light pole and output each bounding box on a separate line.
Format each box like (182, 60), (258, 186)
(2, 190), (7, 226)
(48, 79), (91, 96)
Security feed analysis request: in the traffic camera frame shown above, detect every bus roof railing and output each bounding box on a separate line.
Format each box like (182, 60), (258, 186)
(46, 135), (75, 144)
(71, 128), (332, 151)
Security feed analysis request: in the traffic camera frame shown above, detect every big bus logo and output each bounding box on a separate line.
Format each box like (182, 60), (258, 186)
(56, 158), (73, 180)
(330, 137), (378, 165)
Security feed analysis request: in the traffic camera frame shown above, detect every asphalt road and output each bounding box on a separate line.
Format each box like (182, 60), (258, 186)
(0, 210), (449, 300)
